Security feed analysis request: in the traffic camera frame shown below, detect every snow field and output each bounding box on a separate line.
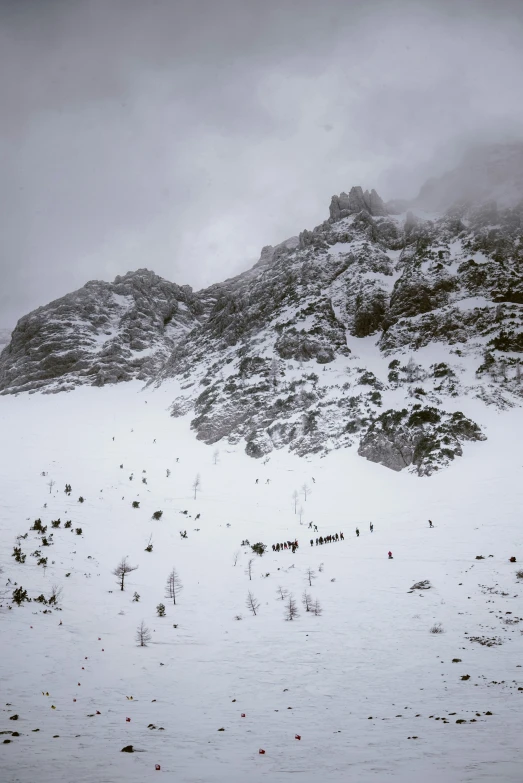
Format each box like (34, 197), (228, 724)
(0, 381), (522, 783)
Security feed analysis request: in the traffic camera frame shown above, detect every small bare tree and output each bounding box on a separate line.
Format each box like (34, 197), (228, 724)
(305, 566), (316, 587)
(192, 473), (201, 500)
(246, 591), (260, 616)
(284, 594), (299, 621)
(302, 590), (312, 612)
(49, 583), (63, 605)
(292, 490), (299, 514)
(516, 359), (521, 384)
(245, 558), (254, 581)
(112, 557), (138, 591)
(233, 549), (241, 567)
(298, 506), (304, 524)
(276, 585), (288, 601)
(213, 449), (220, 465)
(165, 567), (183, 604)
(312, 599), (322, 616)
(301, 483), (310, 502)
(47, 479), (56, 495)
(136, 620), (152, 647)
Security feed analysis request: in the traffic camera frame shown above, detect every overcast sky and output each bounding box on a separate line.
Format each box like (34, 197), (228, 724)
(1, 0), (523, 326)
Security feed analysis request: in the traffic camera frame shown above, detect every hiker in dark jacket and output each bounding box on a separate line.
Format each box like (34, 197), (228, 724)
(310, 539), (314, 547)
(355, 528), (360, 537)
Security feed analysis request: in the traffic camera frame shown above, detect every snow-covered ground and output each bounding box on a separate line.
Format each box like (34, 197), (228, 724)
(1, 382), (522, 783)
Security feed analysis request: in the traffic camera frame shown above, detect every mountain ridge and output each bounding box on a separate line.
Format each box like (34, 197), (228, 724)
(2, 142), (523, 474)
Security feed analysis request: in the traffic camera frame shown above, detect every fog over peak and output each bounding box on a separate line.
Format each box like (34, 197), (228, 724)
(1, 0), (523, 326)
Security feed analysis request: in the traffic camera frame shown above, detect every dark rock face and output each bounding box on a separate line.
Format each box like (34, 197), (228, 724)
(275, 331), (336, 364)
(358, 407), (486, 476)
(0, 269), (202, 394)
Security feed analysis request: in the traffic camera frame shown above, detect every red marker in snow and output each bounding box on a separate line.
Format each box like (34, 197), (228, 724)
(241, 713), (246, 718)
(258, 749), (266, 755)
(155, 764), (161, 771)
(295, 734), (301, 740)
(126, 717), (131, 722)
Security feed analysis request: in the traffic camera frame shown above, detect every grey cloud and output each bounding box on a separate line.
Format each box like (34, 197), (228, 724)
(1, 0), (523, 326)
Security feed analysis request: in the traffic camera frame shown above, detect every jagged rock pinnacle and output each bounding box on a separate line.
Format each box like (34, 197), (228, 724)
(329, 186), (388, 222)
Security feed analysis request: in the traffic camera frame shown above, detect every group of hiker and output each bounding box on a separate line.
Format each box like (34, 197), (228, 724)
(272, 539), (300, 553)
(310, 532), (344, 546)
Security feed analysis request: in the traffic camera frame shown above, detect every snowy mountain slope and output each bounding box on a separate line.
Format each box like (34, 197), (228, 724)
(1, 383), (522, 783)
(0, 270), (203, 394)
(2, 144), (523, 475)
(156, 194), (523, 473)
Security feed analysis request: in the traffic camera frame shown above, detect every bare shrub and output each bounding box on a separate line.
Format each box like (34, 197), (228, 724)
(192, 473), (201, 500)
(302, 591), (312, 612)
(136, 620), (152, 647)
(112, 557), (138, 591)
(246, 591), (260, 616)
(49, 584), (63, 605)
(165, 568), (183, 604)
(284, 594), (299, 621)
(276, 585), (288, 601)
(429, 623), (444, 634)
(305, 567), (316, 587)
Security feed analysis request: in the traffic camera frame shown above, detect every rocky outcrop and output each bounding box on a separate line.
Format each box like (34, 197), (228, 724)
(358, 407), (486, 476)
(0, 269), (203, 394)
(329, 186), (388, 221)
